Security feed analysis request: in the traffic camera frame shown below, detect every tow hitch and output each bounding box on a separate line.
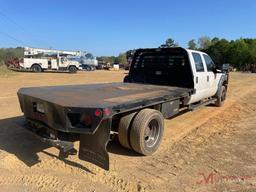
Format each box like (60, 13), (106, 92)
(25, 118), (111, 170)
(26, 119), (77, 155)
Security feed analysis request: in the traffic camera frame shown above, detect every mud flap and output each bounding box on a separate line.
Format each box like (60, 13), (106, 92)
(79, 119), (111, 170)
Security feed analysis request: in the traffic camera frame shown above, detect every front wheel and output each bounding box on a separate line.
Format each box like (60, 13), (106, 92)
(215, 85), (227, 107)
(68, 66), (77, 73)
(130, 109), (164, 155)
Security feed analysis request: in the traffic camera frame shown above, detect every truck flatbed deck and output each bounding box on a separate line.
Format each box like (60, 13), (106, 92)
(18, 82), (193, 111)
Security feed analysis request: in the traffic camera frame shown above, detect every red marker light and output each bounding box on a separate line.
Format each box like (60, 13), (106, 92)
(103, 108), (111, 116)
(94, 109), (102, 117)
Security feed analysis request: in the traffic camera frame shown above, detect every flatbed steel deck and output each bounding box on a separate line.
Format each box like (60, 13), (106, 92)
(18, 82), (193, 112)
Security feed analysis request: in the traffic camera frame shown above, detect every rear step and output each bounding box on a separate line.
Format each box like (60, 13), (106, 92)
(189, 98), (217, 111)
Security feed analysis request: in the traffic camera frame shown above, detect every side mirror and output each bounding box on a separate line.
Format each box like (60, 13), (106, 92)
(213, 64), (229, 73)
(212, 66), (217, 73)
(212, 65), (221, 73)
(222, 64), (230, 73)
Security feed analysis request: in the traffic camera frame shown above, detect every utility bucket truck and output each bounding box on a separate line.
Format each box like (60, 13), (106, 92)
(19, 47), (97, 73)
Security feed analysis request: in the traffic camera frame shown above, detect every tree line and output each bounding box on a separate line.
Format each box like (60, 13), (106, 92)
(161, 37), (256, 70)
(97, 52), (127, 65)
(1, 37), (256, 71)
(0, 47), (24, 65)
(98, 37), (256, 71)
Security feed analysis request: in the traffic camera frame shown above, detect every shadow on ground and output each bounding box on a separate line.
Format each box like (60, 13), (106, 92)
(0, 116), (139, 172)
(0, 116), (94, 173)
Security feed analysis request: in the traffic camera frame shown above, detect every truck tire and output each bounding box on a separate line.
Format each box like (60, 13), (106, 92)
(31, 64), (42, 72)
(118, 112), (137, 149)
(130, 109), (164, 155)
(215, 85), (227, 107)
(69, 66), (77, 73)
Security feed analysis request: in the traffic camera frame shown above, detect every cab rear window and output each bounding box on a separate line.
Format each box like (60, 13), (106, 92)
(134, 53), (186, 69)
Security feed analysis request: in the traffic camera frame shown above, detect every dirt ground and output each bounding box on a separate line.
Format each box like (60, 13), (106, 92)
(0, 71), (255, 192)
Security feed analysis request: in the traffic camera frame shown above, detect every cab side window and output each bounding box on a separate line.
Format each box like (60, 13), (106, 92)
(192, 53), (204, 72)
(203, 54), (215, 72)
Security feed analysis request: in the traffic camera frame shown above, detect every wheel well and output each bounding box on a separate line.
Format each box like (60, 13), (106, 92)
(69, 65), (77, 69)
(31, 63), (41, 68)
(223, 80), (228, 88)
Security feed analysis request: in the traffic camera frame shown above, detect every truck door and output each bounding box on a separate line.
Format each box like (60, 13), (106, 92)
(51, 59), (58, 69)
(191, 52), (208, 102)
(202, 54), (217, 97)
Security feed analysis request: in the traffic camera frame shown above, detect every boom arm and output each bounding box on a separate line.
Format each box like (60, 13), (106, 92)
(24, 47), (83, 57)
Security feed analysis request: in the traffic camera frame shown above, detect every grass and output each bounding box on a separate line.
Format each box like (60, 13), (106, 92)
(0, 65), (17, 77)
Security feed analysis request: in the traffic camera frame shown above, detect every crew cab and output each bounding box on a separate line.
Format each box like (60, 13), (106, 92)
(17, 48), (229, 170)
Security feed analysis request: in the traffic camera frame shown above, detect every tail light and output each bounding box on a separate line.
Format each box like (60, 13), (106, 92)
(94, 109), (102, 117)
(94, 108), (111, 117)
(68, 108), (111, 130)
(103, 108), (110, 116)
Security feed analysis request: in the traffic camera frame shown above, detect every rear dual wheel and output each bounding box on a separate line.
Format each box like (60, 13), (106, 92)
(69, 66), (77, 73)
(118, 109), (164, 155)
(118, 112), (137, 149)
(31, 64), (42, 72)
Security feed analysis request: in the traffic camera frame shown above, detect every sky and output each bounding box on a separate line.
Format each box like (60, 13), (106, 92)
(0, 0), (255, 56)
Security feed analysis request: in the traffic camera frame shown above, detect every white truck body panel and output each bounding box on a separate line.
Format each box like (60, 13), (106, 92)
(184, 49), (222, 104)
(51, 59), (58, 69)
(21, 58), (48, 69)
(20, 58), (80, 70)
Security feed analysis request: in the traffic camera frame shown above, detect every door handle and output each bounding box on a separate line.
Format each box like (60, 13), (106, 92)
(207, 76), (209, 82)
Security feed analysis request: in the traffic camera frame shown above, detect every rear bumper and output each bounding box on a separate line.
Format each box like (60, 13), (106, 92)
(24, 118), (111, 170)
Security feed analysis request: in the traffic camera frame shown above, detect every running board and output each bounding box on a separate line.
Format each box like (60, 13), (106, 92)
(189, 98), (217, 111)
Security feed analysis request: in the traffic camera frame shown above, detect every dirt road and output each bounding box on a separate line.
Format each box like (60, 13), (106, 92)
(0, 71), (255, 192)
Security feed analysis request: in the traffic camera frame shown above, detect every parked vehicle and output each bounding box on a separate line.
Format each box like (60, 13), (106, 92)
(17, 48), (229, 170)
(21, 57), (80, 73)
(68, 53), (98, 69)
(79, 64), (96, 71)
(18, 47), (97, 73)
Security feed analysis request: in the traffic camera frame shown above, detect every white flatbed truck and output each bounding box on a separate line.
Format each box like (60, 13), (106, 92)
(17, 48), (229, 170)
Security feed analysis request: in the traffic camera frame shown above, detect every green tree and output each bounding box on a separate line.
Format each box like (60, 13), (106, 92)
(0, 47), (24, 66)
(97, 56), (116, 64)
(211, 37), (220, 45)
(187, 39), (197, 49)
(203, 37), (256, 70)
(160, 38), (178, 48)
(198, 36), (212, 50)
(116, 53), (127, 64)
(203, 38), (230, 65)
